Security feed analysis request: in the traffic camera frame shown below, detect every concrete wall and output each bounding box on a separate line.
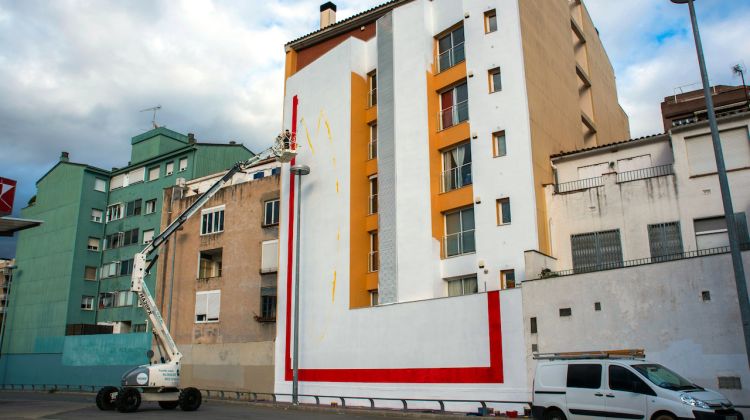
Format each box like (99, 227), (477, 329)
(522, 251), (750, 406)
(159, 169), (279, 393)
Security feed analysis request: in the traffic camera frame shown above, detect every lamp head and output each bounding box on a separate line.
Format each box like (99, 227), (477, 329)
(670, 0), (691, 3)
(290, 165), (311, 176)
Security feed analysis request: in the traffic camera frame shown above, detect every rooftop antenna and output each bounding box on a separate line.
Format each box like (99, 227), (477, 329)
(140, 105), (162, 129)
(733, 64), (749, 107)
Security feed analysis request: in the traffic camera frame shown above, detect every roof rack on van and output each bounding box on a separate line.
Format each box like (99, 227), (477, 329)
(533, 349), (645, 360)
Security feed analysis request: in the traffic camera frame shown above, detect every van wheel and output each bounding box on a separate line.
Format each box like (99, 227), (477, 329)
(545, 408), (567, 420)
(652, 414), (676, 420)
(95, 386), (118, 410)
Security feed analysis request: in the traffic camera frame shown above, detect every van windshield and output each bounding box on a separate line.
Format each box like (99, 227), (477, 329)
(632, 364), (700, 391)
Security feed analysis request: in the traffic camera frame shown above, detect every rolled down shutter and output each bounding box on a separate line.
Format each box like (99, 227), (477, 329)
(111, 174), (125, 189)
(261, 240), (279, 273)
(206, 291), (221, 321)
(195, 293), (207, 320)
(129, 167), (145, 184)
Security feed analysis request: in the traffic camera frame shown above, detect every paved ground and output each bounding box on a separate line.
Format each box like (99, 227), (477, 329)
(0, 391), (479, 419)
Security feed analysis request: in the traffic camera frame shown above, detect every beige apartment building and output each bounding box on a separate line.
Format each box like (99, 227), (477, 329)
(156, 161), (280, 392)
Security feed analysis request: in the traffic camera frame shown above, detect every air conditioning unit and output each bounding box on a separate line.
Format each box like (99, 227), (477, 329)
(175, 177), (186, 188)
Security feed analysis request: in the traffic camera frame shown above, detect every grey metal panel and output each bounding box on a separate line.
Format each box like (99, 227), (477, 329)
(571, 230), (623, 272)
(376, 12), (397, 304)
(648, 222), (684, 259)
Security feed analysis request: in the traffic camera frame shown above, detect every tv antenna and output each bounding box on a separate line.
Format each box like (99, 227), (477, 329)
(733, 64), (749, 106)
(140, 105), (162, 129)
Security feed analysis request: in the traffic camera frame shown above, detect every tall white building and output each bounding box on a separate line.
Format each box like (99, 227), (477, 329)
(275, 0), (629, 408)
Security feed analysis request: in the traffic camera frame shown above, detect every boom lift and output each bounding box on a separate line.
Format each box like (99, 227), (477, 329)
(96, 133), (296, 413)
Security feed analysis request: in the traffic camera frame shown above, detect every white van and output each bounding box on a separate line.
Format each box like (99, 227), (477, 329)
(532, 358), (742, 420)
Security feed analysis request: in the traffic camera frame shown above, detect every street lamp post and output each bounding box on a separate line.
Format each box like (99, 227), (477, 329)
(671, 0), (750, 367)
(290, 164), (310, 405)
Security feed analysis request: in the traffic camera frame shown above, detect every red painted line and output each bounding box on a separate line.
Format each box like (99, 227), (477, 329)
(283, 94), (503, 384)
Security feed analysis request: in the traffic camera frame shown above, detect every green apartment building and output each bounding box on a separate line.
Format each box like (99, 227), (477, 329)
(0, 128), (252, 385)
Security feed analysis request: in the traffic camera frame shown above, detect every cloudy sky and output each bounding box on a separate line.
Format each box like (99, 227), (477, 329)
(0, 0), (748, 257)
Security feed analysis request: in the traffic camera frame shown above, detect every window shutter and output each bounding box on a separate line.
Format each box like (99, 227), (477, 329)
(111, 174), (125, 189)
(261, 240), (279, 273)
(195, 293), (208, 318)
(129, 167), (145, 184)
(206, 291), (220, 320)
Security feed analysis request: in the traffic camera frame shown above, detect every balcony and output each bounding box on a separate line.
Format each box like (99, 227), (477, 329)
(368, 251), (379, 273)
(438, 43), (465, 73)
(368, 139), (377, 160)
(616, 164), (674, 183)
(441, 162), (472, 192)
(438, 100), (469, 131)
(555, 176), (604, 193)
(368, 88), (377, 108)
(369, 193), (378, 215)
(444, 229), (476, 258)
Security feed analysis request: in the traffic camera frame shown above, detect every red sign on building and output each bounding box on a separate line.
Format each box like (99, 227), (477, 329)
(0, 177), (17, 216)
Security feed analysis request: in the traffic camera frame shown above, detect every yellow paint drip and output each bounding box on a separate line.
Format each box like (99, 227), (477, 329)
(325, 119), (332, 142)
(336, 180), (339, 193)
(332, 271), (337, 303)
(300, 117), (315, 154)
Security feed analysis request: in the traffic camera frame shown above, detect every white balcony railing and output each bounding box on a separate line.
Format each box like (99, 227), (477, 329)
(441, 162), (472, 192)
(444, 229), (476, 258)
(438, 100), (469, 130)
(368, 251), (379, 272)
(437, 43), (465, 73)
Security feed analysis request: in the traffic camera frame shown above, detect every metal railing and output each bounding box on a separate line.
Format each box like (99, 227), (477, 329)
(555, 176), (604, 193)
(368, 139), (377, 160)
(437, 43), (465, 73)
(368, 251), (379, 273)
(616, 164), (674, 183)
(534, 246), (735, 279)
(368, 193), (378, 215)
(438, 100), (469, 130)
(368, 88), (377, 107)
(444, 230), (476, 258)
(441, 162), (472, 192)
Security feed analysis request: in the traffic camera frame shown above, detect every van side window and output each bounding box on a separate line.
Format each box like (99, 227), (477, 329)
(609, 365), (656, 396)
(567, 364), (602, 389)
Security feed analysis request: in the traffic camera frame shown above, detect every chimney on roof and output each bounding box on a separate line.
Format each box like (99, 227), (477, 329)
(320, 2), (336, 29)
(188, 133), (196, 144)
(229, 141), (236, 145)
(60, 151), (69, 162)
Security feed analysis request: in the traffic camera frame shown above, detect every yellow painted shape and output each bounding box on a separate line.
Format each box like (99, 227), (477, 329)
(332, 271), (337, 303)
(325, 119), (333, 143)
(336, 180), (339, 193)
(300, 117), (315, 154)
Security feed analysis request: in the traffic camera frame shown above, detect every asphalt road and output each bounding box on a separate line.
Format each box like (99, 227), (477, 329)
(0, 391), (470, 419)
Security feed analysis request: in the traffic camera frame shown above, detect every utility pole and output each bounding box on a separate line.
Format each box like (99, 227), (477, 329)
(671, 0), (750, 368)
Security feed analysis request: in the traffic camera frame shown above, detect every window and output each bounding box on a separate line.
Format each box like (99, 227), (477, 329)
(442, 143), (472, 192)
(368, 123), (378, 160)
(195, 290), (220, 323)
(119, 259), (134, 276)
(198, 248), (223, 279)
(94, 178), (106, 192)
(106, 203), (123, 222)
(444, 207), (475, 257)
(571, 229), (623, 272)
(609, 365), (655, 395)
(253, 171), (265, 180)
(368, 231), (379, 272)
(489, 67), (501, 93)
(694, 213), (749, 251)
(132, 324), (147, 333)
(560, 308), (572, 317)
(718, 376), (742, 390)
(685, 127), (750, 176)
(439, 82), (469, 130)
(81, 296), (94, 311)
(84, 266), (97, 281)
(368, 176), (378, 214)
(128, 167), (145, 184)
(104, 232), (123, 250)
(648, 222), (683, 260)
(143, 229), (154, 245)
(201, 205), (225, 235)
(484, 9), (497, 33)
(145, 199), (156, 215)
(368, 71), (377, 107)
(261, 240), (279, 273)
(125, 199), (142, 217)
(91, 209), (103, 223)
(115, 290), (135, 307)
(260, 286), (277, 320)
(530, 317), (537, 334)
(493, 131), (507, 157)
(447, 275), (478, 297)
(567, 364), (602, 389)
(110, 174), (125, 190)
(496, 198), (511, 225)
(501, 269), (515, 289)
(179, 157), (188, 172)
(437, 25), (465, 72)
(370, 290), (379, 306)
(87, 237), (100, 251)
(100, 262), (119, 278)
(148, 166), (159, 181)
(263, 200), (279, 226)
(165, 162), (174, 176)
(98, 292), (114, 309)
